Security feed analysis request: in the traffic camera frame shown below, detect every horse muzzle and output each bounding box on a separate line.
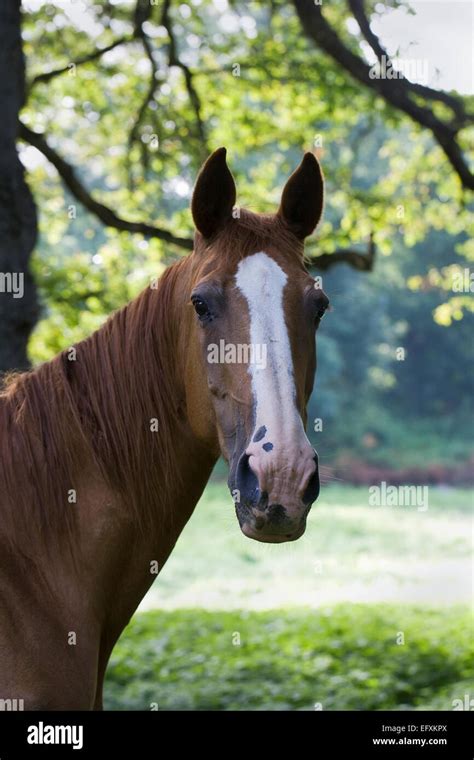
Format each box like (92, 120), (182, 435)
(229, 446), (320, 544)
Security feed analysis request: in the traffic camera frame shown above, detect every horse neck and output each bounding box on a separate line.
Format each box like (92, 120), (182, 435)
(67, 258), (219, 615)
(1, 258), (218, 631)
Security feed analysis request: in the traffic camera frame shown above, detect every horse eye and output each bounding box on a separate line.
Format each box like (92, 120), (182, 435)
(192, 297), (210, 319)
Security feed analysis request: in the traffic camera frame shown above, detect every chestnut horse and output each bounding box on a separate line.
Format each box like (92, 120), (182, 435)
(0, 148), (329, 709)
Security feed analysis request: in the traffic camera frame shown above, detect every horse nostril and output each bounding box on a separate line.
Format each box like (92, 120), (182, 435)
(302, 453), (320, 505)
(235, 452), (260, 505)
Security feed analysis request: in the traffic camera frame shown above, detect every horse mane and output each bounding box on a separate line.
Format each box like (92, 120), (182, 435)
(0, 259), (187, 560)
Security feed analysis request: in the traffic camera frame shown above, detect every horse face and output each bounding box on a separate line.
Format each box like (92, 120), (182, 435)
(188, 149), (328, 543)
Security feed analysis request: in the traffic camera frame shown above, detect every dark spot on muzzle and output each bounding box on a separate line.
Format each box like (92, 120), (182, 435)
(253, 425), (267, 443)
(262, 442), (273, 452)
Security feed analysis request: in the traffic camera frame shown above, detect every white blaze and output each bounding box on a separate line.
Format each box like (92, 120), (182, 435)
(235, 252), (305, 443)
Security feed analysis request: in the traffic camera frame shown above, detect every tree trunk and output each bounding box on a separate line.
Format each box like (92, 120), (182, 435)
(0, 1), (38, 374)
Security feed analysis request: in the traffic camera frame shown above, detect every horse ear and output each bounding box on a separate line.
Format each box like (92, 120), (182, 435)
(191, 147), (237, 239)
(278, 153), (324, 239)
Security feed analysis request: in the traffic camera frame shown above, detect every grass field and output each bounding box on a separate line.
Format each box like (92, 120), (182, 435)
(104, 483), (473, 710)
(140, 482), (472, 610)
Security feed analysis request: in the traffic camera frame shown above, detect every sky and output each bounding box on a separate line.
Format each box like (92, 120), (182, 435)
(369, 1), (473, 94)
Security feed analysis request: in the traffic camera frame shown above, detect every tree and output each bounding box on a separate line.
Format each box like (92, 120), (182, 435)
(3, 0), (472, 368)
(0, 0), (38, 372)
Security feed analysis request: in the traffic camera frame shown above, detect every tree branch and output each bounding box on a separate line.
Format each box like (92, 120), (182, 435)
(29, 35), (133, 89)
(347, 0), (467, 124)
(127, 0), (162, 188)
(18, 122), (193, 250)
(307, 234), (375, 271)
(292, 0), (474, 190)
(161, 0), (208, 157)
(126, 34), (162, 186)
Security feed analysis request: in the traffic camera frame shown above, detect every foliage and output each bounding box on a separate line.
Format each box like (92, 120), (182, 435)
(21, 2), (472, 306)
(19, 1), (473, 463)
(310, 230), (474, 467)
(104, 605), (473, 710)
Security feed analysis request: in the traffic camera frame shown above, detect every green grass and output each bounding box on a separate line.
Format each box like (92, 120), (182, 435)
(104, 605), (473, 711)
(141, 482), (472, 610)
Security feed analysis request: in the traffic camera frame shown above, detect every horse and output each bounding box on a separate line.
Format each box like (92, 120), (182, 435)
(0, 148), (329, 709)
